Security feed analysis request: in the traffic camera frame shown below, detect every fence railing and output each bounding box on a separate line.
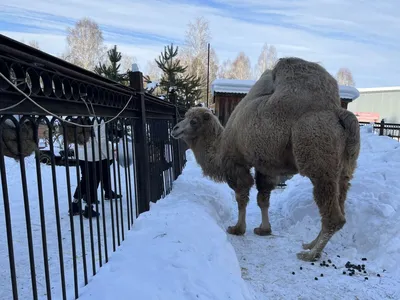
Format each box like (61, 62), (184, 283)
(0, 34), (188, 300)
(359, 119), (400, 142)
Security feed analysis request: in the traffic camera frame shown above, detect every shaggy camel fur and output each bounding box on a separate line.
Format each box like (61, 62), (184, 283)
(171, 57), (360, 261)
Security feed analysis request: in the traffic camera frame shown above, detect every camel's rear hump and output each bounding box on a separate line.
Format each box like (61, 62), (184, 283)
(244, 69), (274, 101)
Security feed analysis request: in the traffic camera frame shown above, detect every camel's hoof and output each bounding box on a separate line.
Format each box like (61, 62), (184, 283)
(296, 250), (321, 262)
(227, 225), (245, 236)
(253, 227), (272, 236)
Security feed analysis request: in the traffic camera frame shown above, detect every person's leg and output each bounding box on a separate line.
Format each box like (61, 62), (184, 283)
(83, 161), (100, 218)
(102, 159), (122, 200)
(82, 160), (100, 205)
(101, 159), (112, 195)
(73, 160), (86, 199)
(69, 160), (86, 216)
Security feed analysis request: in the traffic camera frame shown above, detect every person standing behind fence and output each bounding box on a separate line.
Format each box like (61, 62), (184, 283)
(69, 119), (122, 218)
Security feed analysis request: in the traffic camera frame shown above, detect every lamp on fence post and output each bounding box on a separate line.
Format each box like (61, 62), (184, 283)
(169, 88), (183, 179)
(129, 67), (151, 214)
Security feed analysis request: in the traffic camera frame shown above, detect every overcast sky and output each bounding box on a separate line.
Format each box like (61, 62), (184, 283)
(1, 0), (399, 88)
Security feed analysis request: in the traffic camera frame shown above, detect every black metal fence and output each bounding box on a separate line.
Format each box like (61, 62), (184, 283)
(359, 119), (400, 142)
(0, 34), (187, 300)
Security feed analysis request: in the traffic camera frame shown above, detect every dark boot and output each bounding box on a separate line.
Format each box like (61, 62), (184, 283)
(68, 201), (82, 216)
(83, 205), (100, 219)
(105, 191), (122, 200)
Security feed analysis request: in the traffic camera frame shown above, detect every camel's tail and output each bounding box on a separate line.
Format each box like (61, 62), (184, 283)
(337, 108), (361, 160)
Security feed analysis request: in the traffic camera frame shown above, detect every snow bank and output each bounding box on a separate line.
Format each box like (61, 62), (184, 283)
(272, 124), (400, 274)
(79, 150), (254, 300)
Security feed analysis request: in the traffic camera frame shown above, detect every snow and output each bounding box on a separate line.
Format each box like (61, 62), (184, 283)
(2, 123), (400, 299)
(78, 150), (254, 300)
(211, 78), (360, 100)
(0, 155), (136, 300)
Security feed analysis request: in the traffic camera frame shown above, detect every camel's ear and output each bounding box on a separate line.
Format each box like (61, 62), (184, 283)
(203, 112), (211, 121)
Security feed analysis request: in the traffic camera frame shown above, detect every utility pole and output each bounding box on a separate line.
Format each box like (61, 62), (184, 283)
(206, 43), (210, 108)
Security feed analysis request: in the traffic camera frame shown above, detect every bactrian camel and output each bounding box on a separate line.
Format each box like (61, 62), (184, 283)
(171, 57), (360, 261)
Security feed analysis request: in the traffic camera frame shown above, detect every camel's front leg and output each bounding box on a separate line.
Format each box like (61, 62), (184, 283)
(253, 171), (278, 236)
(226, 168), (253, 236)
(227, 189), (250, 235)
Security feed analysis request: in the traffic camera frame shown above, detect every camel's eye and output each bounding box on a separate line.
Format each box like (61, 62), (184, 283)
(190, 119), (198, 126)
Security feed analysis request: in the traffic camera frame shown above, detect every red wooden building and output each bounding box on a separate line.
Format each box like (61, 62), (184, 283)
(210, 79), (361, 126)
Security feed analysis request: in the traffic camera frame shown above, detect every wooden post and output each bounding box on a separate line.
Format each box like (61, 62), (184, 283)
(379, 119), (385, 136)
(129, 71), (151, 214)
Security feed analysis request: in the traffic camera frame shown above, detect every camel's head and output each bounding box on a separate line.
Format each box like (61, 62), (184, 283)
(171, 107), (219, 142)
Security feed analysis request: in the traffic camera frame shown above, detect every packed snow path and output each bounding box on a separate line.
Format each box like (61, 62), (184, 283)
(227, 188), (400, 299)
(227, 126), (400, 299)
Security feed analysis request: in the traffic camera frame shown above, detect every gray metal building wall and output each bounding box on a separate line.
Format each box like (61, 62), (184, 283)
(348, 89), (400, 123)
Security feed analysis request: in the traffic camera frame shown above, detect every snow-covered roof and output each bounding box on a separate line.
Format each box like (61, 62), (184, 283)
(357, 86), (400, 93)
(339, 85), (360, 100)
(211, 79), (360, 100)
(211, 79), (256, 96)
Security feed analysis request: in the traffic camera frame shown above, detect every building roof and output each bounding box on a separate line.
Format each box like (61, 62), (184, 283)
(211, 79), (360, 100)
(357, 86), (400, 93)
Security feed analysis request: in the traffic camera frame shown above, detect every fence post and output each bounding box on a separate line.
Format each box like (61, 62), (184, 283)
(129, 71), (151, 214)
(169, 90), (183, 179)
(379, 119), (385, 136)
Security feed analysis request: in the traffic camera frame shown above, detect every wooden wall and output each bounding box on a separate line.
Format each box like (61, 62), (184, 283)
(214, 93), (245, 126)
(215, 92), (351, 126)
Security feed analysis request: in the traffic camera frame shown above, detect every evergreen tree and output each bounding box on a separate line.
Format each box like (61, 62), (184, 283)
(94, 45), (128, 84)
(178, 74), (202, 107)
(155, 43), (202, 107)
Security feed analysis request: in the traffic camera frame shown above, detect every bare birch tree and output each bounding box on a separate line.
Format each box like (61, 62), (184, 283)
(336, 67), (355, 86)
(63, 17), (107, 71)
(20, 39), (40, 50)
(144, 59), (162, 82)
(120, 54), (137, 73)
(217, 59), (233, 78)
(254, 43), (277, 79)
(220, 52), (252, 80)
(180, 16), (219, 105)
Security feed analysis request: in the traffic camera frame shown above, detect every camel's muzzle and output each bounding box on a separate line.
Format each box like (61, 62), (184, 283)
(171, 124), (184, 139)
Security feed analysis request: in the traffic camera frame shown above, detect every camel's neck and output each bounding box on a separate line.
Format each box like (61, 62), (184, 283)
(190, 128), (225, 182)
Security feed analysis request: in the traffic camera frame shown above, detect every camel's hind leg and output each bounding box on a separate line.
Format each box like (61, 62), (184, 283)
(296, 177), (345, 261)
(338, 157), (357, 215)
(302, 230), (322, 250)
(226, 166), (254, 236)
(253, 171), (278, 236)
(302, 167), (349, 250)
(292, 116), (347, 261)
